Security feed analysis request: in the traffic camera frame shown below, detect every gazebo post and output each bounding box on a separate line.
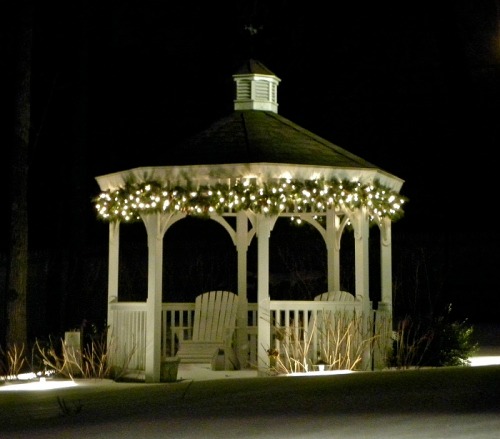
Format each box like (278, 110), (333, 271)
(107, 221), (120, 368)
(107, 221), (120, 305)
(256, 215), (273, 375)
(326, 209), (341, 291)
(235, 211), (249, 367)
(353, 208), (370, 305)
(375, 217), (394, 369)
(353, 207), (372, 370)
(142, 213), (167, 383)
(380, 217), (393, 312)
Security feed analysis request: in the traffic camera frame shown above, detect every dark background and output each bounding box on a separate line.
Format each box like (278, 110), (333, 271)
(1, 1), (499, 340)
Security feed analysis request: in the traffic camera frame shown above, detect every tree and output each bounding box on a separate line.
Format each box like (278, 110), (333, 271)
(5, 1), (33, 349)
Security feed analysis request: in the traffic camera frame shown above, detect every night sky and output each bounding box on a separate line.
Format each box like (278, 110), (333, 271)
(2, 1), (499, 334)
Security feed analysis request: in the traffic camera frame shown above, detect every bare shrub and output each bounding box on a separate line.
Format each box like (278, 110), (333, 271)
(0, 344), (27, 380)
(388, 316), (433, 369)
(34, 330), (136, 380)
(266, 310), (379, 375)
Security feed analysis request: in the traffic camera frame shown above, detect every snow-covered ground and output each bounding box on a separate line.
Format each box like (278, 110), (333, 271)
(1, 363), (500, 438)
(1, 324), (499, 438)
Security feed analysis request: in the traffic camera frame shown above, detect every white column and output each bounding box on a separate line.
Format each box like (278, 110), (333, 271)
(375, 217), (393, 370)
(236, 211), (249, 367)
(107, 221), (120, 366)
(142, 213), (168, 383)
(353, 208), (370, 307)
(326, 209), (341, 291)
(380, 217), (393, 312)
(256, 215), (272, 375)
(353, 208), (371, 370)
(107, 221), (120, 311)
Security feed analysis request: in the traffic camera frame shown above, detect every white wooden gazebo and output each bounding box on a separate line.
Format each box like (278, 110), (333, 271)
(94, 59), (406, 382)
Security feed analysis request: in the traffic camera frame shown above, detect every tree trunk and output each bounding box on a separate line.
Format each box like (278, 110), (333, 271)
(6, 1), (33, 348)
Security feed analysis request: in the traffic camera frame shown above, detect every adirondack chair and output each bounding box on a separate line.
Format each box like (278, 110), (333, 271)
(173, 291), (239, 368)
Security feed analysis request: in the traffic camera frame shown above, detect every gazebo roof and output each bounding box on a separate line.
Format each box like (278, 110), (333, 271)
(166, 110), (382, 169)
(95, 60), (406, 222)
(141, 58), (388, 171)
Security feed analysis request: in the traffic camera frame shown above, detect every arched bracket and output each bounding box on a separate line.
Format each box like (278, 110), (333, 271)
(334, 214), (350, 251)
(254, 214), (278, 238)
(299, 211), (349, 252)
(299, 213), (326, 240)
(140, 211), (187, 239)
(210, 214), (238, 246)
(349, 208), (369, 241)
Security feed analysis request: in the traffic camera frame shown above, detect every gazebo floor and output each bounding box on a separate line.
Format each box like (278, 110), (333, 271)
(120, 363), (259, 383)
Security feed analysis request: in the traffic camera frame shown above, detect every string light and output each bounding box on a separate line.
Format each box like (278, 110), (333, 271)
(94, 177), (407, 224)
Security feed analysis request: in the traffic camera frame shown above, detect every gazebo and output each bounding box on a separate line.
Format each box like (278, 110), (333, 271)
(94, 59), (406, 383)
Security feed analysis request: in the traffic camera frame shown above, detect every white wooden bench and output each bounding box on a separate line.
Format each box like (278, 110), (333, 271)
(172, 291), (239, 368)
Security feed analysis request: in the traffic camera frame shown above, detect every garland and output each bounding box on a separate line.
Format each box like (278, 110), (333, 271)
(94, 177), (407, 224)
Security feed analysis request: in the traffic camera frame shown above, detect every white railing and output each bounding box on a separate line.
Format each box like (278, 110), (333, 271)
(108, 300), (391, 373)
(108, 301), (259, 371)
(268, 300), (392, 370)
(269, 300), (363, 355)
(108, 302), (147, 371)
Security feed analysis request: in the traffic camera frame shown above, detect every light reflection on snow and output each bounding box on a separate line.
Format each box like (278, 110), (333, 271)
(0, 353), (499, 391)
(286, 369), (354, 377)
(468, 355), (500, 366)
(0, 377), (78, 391)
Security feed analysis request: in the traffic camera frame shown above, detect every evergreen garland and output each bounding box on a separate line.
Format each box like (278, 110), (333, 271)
(94, 177), (407, 224)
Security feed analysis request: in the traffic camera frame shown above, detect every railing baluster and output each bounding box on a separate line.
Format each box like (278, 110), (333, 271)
(108, 299), (365, 373)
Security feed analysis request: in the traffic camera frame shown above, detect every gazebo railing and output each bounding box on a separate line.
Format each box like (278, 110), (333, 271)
(107, 301), (259, 371)
(269, 300), (366, 370)
(108, 302), (147, 371)
(108, 299), (391, 373)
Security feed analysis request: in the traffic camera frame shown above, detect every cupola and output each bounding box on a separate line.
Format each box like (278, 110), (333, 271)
(233, 59), (281, 113)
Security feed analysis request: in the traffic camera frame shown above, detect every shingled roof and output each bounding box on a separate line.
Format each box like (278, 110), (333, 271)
(168, 59), (381, 170)
(170, 110), (381, 169)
